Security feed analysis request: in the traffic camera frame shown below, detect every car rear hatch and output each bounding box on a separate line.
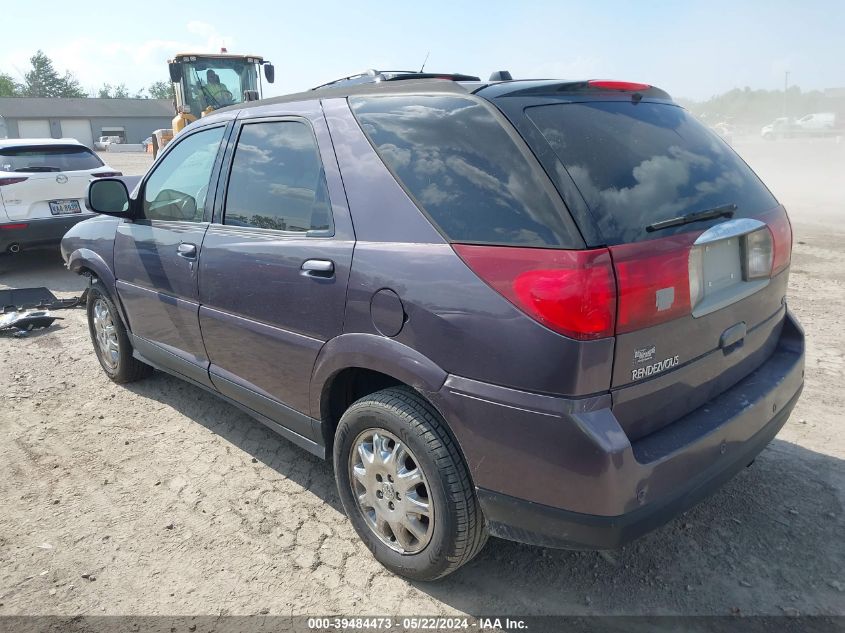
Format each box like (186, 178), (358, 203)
(0, 144), (111, 221)
(486, 83), (792, 442)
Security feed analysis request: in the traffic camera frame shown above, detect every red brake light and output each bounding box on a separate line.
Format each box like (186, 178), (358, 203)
(92, 171), (123, 178)
(609, 233), (698, 334)
(587, 80), (650, 92)
(0, 223), (29, 230)
(0, 177), (28, 187)
(453, 244), (616, 340)
(768, 208), (792, 275)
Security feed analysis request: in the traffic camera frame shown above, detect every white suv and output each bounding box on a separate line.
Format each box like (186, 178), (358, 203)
(0, 138), (120, 254)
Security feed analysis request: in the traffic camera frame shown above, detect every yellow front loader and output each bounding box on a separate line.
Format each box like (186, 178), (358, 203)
(152, 50), (274, 156)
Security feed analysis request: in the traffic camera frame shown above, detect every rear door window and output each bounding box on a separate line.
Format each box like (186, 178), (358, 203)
(0, 145), (103, 172)
(525, 101), (778, 244)
(350, 95), (581, 247)
(223, 121), (333, 233)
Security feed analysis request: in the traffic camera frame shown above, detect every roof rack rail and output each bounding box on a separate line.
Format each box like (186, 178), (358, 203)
(311, 69), (480, 91)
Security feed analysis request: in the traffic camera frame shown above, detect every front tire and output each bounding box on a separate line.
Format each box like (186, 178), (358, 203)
(86, 281), (152, 383)
(334, 387), (487, 580)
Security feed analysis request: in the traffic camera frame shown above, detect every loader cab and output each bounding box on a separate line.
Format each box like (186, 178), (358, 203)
(168, 53), (275, 121)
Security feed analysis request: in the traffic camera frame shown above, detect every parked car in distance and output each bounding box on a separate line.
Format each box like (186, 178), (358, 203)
(1, 138), (121, 254)
(794, 112), (837, 134)
(711, 121), (735, 144)
(761, 116), (794, 140)
(94, 135), (122, 150)
(142, 137), (153, 153)
(62, 75), (804, 581)
(762, 112), (841, 139)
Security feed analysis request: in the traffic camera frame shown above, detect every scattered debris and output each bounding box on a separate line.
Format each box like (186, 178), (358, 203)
(0, 287), (87, 336)
(0, 310), (62, 335)
(598, 550), (617, 565)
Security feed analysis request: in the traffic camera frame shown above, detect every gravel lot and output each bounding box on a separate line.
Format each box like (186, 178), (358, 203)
(1, 143), (843, 617)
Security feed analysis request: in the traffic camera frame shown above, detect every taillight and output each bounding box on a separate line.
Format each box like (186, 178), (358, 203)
(768, 209), (792, 275)
(455, 209), (792, 340)
(0, 223), (29, 230)
(92, 171), (123, 178)
(0, 177), (28, 187)
(452, 244), (616, 340)
(609, 233), (698, 334)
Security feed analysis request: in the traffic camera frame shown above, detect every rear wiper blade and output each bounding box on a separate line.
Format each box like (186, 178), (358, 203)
(646, 204), (737, 232)
(15, 166), (61, 173)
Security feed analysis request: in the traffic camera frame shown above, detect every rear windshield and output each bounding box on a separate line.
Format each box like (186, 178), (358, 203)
(350, 95), (581, 247)
(525, 101), (778, 244)
(0, 145), (103, 173)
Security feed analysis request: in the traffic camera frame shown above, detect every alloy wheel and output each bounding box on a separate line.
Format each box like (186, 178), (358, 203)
(349, 428), (434, 554)
(92, 298), (119, 369)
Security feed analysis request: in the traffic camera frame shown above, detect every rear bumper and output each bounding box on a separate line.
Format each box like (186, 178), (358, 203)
(0, 214), (95, 252)
(477, 384), (800, 549)
(432, 310), (805, 549)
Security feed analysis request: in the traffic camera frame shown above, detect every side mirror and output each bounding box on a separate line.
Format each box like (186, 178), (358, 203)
(264, 63), (275, 84)
(243, 89), (260, 102)
(168, 62), (182, 83)
(88, 178), (132, 217)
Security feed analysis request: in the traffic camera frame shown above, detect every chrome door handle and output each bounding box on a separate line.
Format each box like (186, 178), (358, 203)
(301, 259), (334, 277)
(177, 242), (197, 258)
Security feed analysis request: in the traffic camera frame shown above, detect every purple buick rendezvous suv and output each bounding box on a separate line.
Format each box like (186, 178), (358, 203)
(62, 73), (804, 580)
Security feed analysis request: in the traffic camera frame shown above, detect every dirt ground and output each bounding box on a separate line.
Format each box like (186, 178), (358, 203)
(0, 142), (843, 617)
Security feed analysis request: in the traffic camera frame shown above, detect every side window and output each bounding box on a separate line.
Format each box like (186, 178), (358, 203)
(224, 121), (333, 233)
(142, 126), (225, 222)
(350, 95), (581, 247)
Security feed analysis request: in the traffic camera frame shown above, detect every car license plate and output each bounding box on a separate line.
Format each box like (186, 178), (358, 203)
(49, 200), (82, 215)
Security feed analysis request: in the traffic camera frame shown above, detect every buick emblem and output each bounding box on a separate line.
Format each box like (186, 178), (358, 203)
(56, 174), (68, 184)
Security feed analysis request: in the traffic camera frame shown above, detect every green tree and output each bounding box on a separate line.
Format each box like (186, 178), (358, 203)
(148, 80), (175, 101)
(0, 73), (19, 97)
(22, 50), (86, 98)
(97, 82), (130, 98)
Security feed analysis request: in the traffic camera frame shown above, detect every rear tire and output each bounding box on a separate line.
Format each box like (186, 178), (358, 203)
(333, 386), (487, 580)
(86, 281), (152, 383)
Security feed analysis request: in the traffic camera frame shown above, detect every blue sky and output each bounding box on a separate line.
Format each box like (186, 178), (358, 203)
(3, 0), (843, 100)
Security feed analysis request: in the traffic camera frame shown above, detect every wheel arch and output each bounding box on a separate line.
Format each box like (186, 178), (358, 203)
(311, 333), (450, 452)
(67, 248), (129, 325)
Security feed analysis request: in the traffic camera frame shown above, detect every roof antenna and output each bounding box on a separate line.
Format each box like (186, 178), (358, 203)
(419, 51), (430, 73)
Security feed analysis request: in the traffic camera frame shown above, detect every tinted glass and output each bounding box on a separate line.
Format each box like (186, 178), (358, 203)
(224, 121), (333, 233)
(0, 145), (103, 172)
(143, 126), (224, 222)
(351, 95), (579, 247)
(526, 102), (778, 244)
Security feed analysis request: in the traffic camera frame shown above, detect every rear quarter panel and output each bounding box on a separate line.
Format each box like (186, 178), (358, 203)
(322, 97), (615, 397)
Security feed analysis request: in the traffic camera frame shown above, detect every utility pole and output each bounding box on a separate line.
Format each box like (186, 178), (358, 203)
(783, 71), (790, 117)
